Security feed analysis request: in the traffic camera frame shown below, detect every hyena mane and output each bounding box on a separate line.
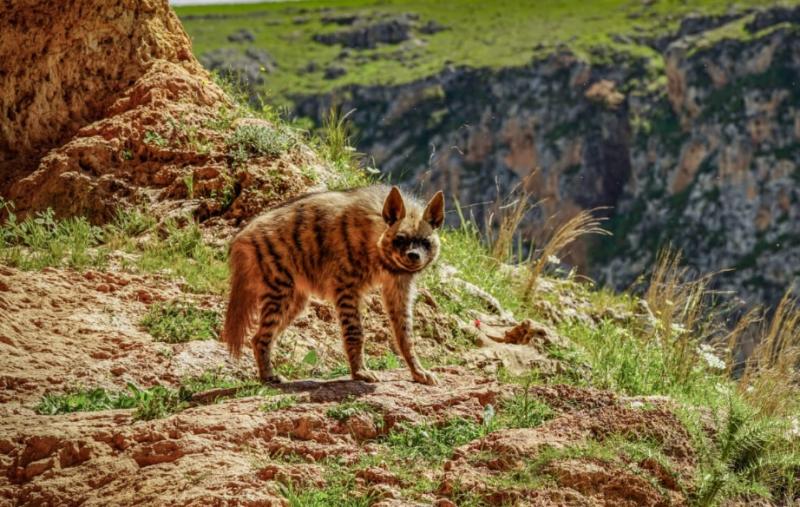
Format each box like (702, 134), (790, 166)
(222, 185), (445, 385)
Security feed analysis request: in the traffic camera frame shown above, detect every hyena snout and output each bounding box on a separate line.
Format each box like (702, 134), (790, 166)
(406, 249), (422, 262)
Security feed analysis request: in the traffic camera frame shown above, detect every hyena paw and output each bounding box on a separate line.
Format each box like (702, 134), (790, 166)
(260, 374), (286, 385)
(412, 369), (439, 386)
(352, 369), (380, 383)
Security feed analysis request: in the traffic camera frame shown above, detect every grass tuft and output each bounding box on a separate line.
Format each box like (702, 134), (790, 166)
(384, 417), (484, 461)
(0, 203), (106, 270)
(524, 208), (610, 296)
(140, 300), (221, 343)
(135, 219), (228, 294)
(227, 122), (297, 164)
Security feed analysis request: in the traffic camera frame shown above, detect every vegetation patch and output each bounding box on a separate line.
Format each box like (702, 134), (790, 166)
(140, 300), (221, 343)
(326, 396), (380, 424)
(36, 372), (278, 420)
(134, 219), (228, 294)
(227, 122), (297, 164)
(175, 0), (775, 102)
(383, 417), (485, 461)
(262, 396), (298, 412)
(0, 202), (106, 270)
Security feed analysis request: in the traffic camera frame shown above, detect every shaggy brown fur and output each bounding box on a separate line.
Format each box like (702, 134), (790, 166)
(222, 185), (445, 385)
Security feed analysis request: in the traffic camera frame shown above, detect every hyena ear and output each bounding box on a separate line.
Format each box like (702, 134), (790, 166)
(423, 191), (445, 229)
(382, 186), (406, 225)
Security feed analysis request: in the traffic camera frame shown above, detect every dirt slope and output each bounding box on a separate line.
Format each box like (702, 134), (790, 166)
(0, 263), (696, 506)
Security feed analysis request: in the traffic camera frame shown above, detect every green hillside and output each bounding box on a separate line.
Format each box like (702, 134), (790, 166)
(176, 0), (788, 103)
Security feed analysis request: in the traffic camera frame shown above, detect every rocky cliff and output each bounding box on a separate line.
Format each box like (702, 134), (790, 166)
(295, 6), (800, 308)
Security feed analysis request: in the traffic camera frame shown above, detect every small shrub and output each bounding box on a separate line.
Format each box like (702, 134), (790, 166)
(140, 300), (221, 343)
(694, 397), (800, 506)
(226, 122), (296, 164)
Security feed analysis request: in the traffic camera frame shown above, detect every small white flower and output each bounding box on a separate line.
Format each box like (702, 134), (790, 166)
(697, 344), (725, 370)
(714, 383), (732, 395)
(546, 255), (561, 265)
(788, 418), (800, 438)
(672, 323), (688, 336)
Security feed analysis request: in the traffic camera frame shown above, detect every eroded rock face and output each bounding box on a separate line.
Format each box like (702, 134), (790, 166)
(296, 6), (800, 307)
(0, 0), (196, 164)
(1, 0), (320, 224)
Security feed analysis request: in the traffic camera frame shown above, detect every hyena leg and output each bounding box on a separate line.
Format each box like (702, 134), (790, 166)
(252, 291), (307, 383)
(382, 277), (438, 386)
(336, 292), (378, 383)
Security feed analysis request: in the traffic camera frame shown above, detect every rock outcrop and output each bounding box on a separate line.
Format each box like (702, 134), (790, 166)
(0, 0), (322, 224)
(295, 7), (800, 307)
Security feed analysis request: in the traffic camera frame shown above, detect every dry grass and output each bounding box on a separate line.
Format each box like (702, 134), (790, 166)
(523, 209), (610, 296)
(483, 174), (540, 263)
(739, 290), (800, 417)
(640, 247), (724, 380)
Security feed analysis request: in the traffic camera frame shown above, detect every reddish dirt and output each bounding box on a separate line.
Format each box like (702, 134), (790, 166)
(440, 386), (696, 506)
(1, 0), (326, 225)
(0, 263), (699, 506)
(0, 370), (504, 506)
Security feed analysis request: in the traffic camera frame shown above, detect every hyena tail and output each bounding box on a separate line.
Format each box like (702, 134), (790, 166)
(222, 238), (261, 358)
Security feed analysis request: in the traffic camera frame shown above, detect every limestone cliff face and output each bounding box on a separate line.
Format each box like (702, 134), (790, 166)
(296, 6), (800, 307)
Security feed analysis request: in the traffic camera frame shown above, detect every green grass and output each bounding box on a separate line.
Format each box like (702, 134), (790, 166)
(174, 0), (784, 104)
(326, 396), (380, 423)
(134, 219), (228, 294)
(384, 417), (485, 461)
(420, 218), (800, 505)
(36, 371), (278, 420)
(495, 388), (555, 430)
(35, 383), (187, 421)
(0, 203), (106, 270)
(140, 300), (221, 343)
(262, 395), (298, 411)
(227, 122), (297, 164)
(279, 468), (377, 507)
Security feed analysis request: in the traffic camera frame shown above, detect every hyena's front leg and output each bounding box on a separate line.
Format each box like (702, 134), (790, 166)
(382, 276), (438, 386)
(336, 291), (379, 383)
(252, 291), (307, 383)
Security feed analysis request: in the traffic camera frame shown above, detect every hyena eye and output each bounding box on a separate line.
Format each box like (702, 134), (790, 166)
(392, 235), (408, 248)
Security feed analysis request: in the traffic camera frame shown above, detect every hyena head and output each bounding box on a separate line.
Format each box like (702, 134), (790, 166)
(379, 186), (445, 273)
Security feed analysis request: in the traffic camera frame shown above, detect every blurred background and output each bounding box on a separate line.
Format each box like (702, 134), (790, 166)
(172, 0), (800, 311)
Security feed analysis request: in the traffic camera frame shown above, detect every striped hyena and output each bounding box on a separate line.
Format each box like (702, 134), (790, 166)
(222, 185), (444, 385)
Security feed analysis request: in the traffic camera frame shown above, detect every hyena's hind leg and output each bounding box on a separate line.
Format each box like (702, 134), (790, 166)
(335, 290), (379, 383)
(252, 291), (307, 383)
